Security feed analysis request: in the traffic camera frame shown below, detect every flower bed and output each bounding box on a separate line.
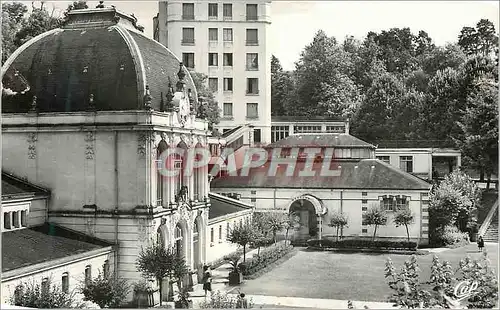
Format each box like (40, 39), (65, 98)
(306, 239), (418, 251)
(238, 243), (294, 276)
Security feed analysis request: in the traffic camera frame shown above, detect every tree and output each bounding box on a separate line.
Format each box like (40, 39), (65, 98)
(262, 211), (288, 243)
(293, 30), (361, 118)
(136, 242), (178, 303)
(1, 2), (28, 64)
(189, 70), (221, 131)
(80, 272), (130, 308)
(13, 3), (63, 51)
(458, 19), (498, 56)
(271, 55), (295, 116)
(393, 209), (415, 243)
(456, 83), (498, 187)
(283, 212), (300, 245)
(227, 222), (256, 262)
(429, 169), (481, 240)
(385, 253), (498, 308)
(12, 278), (77, 308)
(328, 211), (348, 241)
(363, 205), (388, 241)
(369, 28), (418, 74)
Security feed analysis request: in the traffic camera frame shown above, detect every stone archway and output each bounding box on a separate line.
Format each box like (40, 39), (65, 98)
(288, 194), (326, 241)
(174, 221), (189, 264)
(192, 215), (203, 271)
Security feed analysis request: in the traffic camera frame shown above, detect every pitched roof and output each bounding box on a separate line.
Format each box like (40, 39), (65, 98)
(2, 172), (50, 200)
(2, 8), (196, 113)
(2, 223), (113, 272)
(267, 133), (376, 149)
(211, 159), (431, 191)
(208, 193), (252, 220)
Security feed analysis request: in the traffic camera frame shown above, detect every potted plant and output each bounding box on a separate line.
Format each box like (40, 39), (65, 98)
(224, 253), (243, 285)
(174, 288), (192, 309)
(133, 280), (152, 308)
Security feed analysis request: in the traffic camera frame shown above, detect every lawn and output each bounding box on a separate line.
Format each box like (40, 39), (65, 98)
(237, 243), (498, 302)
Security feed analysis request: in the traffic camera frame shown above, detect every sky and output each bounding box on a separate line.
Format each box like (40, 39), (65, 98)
(16, 1), (500, 71)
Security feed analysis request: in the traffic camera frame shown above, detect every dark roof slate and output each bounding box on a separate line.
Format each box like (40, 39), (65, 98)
(2, 223), (112, 272)
(267, 133), (376, 149)
(211, 159), (431, 190)
(2, 9), (196, 113)
(2, 172), (49, 199)
(208, 193), (252, 219)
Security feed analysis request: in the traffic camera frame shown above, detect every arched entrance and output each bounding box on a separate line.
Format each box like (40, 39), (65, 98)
(288, 194), (326, 241)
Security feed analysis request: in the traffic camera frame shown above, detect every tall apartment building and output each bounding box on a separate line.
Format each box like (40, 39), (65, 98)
(154, 0), (272, 144)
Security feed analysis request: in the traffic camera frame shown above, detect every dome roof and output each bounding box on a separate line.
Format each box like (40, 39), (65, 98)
(1, 7), (197, 113)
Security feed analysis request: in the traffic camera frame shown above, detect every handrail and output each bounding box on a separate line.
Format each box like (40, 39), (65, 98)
(478, 199), (498, 236)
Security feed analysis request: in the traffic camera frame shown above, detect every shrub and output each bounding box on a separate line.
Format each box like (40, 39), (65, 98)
(80, 272), (130, 308)
(210, 248), (244, 269)
(223, 252), (241, 273)
(306, 239), (417, 250)
(363, 205), (388, 241)
(238, 243), (294, 276)
(198, 291), (254, 308)
(437, 225), (469, 246)
(12, 278), (76, 308)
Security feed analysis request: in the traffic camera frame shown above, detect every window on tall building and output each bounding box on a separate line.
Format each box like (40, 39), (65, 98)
(400, 156), (413, 173)
(246, 78), (259, 94)
(208, 28), (218, 41)
(254, 129), (261, 143)
(223, 3), (232, 19)
(246, 4), (258, 20)
(223, 78), (233, 91)
(246, 29), (258, 45)
(223, 28), (233, 42)
(223, 103), (233, 117)
(208, 78), (218, 92)
(377, 156), (390, 164)
(208, 3), (218, 18)
(246, 53), (258, 70)
(219, 225), (222, 239)
(210, 227), (214, 243)
(61, 273), (69, 293)
(271, 126), (290, 143)
(208, 53), (218, 66)
(246, 103), (258, 118)
(223, 53), (233, 66)
(182, 28), (194, 44)
(182, 53), (194, 68)
(182, 3), (194, 20)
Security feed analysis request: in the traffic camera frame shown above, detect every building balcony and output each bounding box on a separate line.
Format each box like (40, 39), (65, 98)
(246, 66), (259, 71)
(246, 40), (259, 46)
(246, 15), (258, 21)
(246, 116), (259, 121)
(182, 15), (195, 20)
(223, 16), (232, 21)
(246, 91), (259, 96)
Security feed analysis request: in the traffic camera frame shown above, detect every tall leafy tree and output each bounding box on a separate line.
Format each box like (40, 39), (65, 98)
(294, 30), (360, 118)
(271, 55), (294, 116)
(458, 19), (499, 56)
(456, 83), (499, 185)
(369, 28), (418, 74)
(1, 2), (28, 64)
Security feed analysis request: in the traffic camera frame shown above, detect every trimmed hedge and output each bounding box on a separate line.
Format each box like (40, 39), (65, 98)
(306, 239), (417, 250)
(238, 243), (294, 276)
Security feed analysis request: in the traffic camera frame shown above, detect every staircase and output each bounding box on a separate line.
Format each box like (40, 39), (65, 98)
(484, 210), (498, 242)
(478, 198), (498, 243)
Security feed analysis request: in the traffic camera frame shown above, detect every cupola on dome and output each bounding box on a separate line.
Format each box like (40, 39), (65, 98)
(1, 6), (197, 113)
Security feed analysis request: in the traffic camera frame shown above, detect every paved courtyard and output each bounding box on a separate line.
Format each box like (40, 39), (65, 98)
(236, 243), (498, 302)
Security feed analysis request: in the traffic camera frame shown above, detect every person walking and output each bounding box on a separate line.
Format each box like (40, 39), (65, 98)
(477, 235), (485, 252)
(236, 293), (248, 308)
(202, 265), (212, 298)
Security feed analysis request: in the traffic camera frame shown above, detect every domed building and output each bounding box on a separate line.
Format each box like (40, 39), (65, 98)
(1, 6), (252, 306)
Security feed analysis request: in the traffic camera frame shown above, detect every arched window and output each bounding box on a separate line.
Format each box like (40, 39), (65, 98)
(157, 140), (168, 207)
(61, 272), (69, 293)
(103, 260), (110, 278)
(174, 141), (188, 200)
(85, 265), (92, 286)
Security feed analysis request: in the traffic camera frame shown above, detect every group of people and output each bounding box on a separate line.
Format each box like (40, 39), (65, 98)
(201, 265), (248, 308)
